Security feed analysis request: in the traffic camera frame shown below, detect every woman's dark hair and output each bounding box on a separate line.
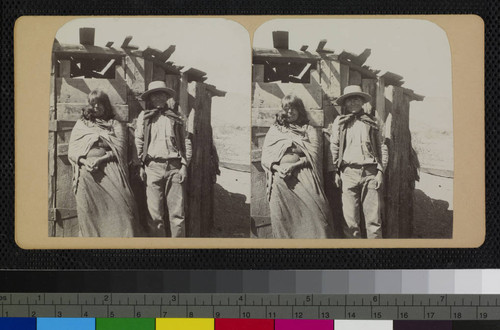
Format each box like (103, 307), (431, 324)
(82, 89), (115, 121)
(276, 94), (309, 127)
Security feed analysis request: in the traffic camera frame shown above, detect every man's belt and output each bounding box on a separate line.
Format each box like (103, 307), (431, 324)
(341, 162), (377, 170)
(145, 156), (181, 164)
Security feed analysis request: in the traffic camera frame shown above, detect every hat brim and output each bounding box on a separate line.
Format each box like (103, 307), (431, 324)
(336, 92), (372, 106)
(141, 87), (176, 100)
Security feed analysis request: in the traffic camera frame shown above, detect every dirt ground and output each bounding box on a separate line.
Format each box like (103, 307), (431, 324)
(210, 167), (251, 238)
(412, 171), (453, 238)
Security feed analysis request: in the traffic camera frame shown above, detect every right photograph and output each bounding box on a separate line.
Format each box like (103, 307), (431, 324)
(251, 19), (453, 239)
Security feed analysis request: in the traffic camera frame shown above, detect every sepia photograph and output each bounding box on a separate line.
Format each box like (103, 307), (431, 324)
(48, 18), (251, 238)
(251, 19), (454, 239)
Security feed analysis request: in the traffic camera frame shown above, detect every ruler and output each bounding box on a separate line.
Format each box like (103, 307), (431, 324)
(1, 293), (499, 320)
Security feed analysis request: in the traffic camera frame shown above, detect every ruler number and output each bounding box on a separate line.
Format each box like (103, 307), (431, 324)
(163, 311), (168, 317)
(479, 312), (488, 319)
(57, 311), (63, 318)
(188, 311), (194, 318)
(426, 312), (435, 319)
(109, 311), (115, 318)
(104, 295), (109, 302)
(83, 311), (89, 318)
(440, 296), (445, 303)
(294, 312), (303, 319)
(242, 311), (251, 318)
(373, 312), (381, 319)
(268, 312), (276, 318)
(453, 312), (462, 319)
(306, 296), (311, 303)
(171, 295), (177, 302)
(31, 311), (36, 317)
(347, 312), (356, 319)
(372, 296), (378, 303)
(321, 312), (330, 319)
(136, 312), (142, 318)
(400, 312), (409, 319)
(215, 312), (221, 318)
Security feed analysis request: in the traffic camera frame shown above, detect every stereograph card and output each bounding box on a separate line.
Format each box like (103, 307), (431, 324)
(14, 15), (484, 249)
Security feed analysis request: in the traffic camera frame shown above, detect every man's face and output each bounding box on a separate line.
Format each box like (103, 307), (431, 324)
(149, 91), (169, 108)
(344, 96), (364, 114)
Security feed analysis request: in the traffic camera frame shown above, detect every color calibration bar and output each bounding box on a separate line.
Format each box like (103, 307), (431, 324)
(1, 318), (500, 330)
(1, 270), (499, 294)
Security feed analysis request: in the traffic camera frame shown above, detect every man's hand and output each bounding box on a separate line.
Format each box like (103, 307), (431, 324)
(374, 171), (383, 190)
(178, 165), (187, 183)
(166, 97), (176, 110)
(334, 173), (342, 188)
(139, 167), (147, 182)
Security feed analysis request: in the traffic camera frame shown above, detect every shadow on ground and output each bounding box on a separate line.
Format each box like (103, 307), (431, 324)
(210, 183), (250, 238)
(412, 188), (453, 238)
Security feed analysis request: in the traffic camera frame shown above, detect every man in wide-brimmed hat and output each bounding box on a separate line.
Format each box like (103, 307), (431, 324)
(330, 85), (389, 239)
(135, 80), (192, 237)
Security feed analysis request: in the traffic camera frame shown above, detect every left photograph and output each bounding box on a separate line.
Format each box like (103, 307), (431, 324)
(48, 18), (251, 238)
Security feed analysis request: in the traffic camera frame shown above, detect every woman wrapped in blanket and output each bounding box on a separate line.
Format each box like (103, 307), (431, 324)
(261, 94), (333, 238)
(68, 89), (139, 237)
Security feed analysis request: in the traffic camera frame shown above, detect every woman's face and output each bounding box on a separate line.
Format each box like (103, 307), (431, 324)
(92, 102), (106, 118)
(283, 105), (299, 123)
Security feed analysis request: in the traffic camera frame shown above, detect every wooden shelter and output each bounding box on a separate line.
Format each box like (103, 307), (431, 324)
(251, 31), (424, 238)
(49, 28), (225, 237)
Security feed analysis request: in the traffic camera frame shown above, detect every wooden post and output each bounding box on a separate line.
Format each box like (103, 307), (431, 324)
(361, 79), (377, 115)
(384, 86), (414, 238)
(339, 63), (350, 92)
(348, 69), (362, 85)
(59, 60), (71, 78)
(152, 65), (166, 82)
(253, 64), (265, 82)
(186, 82), (214, 237)
(178, 72), (190, 120)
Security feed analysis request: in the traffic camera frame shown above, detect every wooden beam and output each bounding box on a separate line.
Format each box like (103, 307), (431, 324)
(356, 48), (371, 65)
(300, 45), (308, 51)
(159, 45), (176, 62)
(402, 88), (425, 101)
(105, 41), (114, 48)
(121, 36), (133, 48)
(316, 39), (327, 52)
(79, 28), (95, 46)
(253, 47), (320, 62)
(206, 84), (227, 97)
(342, 61), (378, 79)
(53, 43), (126, 58)
(380, 71), (405, 87)
(184, 67), (207, 82)
(272, 31), (289, 49)
(338, 48), (371, 66)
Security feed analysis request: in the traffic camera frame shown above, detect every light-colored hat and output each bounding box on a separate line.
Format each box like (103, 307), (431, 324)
(141, 81), (176, 100)
(336, 85), (372, 106)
